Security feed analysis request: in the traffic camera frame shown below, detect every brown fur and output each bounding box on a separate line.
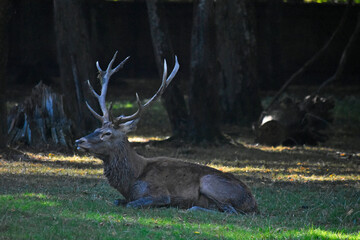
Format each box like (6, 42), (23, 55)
(76, 125), (259, 214)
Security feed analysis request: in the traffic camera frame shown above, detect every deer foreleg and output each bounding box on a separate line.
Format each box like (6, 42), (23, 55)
(126, 196), (170, 208)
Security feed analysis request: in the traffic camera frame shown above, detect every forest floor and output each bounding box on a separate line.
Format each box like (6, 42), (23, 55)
(0, 82), (359, 239)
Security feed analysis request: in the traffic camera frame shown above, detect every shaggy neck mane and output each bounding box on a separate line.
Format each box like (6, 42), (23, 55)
(102, 139), (135, 199)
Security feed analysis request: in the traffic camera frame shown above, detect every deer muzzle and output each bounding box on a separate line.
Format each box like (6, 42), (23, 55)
(75, 138), (88, 151)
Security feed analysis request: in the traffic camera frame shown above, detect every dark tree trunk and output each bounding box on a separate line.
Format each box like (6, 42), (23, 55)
(53, 0), (98, 137)
(215, 0), (262, 125)
(261, 0), (282, 89)
(7, 83), (73, 149)
(0, 0), (11, 149)
(146, 0), (189, 139)
(188, 0), (223, 143)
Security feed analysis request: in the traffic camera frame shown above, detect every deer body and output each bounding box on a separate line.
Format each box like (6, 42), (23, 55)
(75, 52), (258, 214)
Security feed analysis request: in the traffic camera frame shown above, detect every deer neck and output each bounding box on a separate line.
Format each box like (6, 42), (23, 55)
(102, 138), (146, 199)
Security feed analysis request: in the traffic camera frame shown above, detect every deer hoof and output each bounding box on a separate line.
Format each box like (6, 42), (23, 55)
(113, 199), (127, 206)
(187, 206), (217, 213)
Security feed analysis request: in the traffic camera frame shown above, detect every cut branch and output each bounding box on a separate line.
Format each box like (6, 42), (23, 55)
(316, 11), (360, 94)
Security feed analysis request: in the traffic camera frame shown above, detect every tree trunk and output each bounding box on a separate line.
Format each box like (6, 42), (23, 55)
(261, 0), (282, 89)
(188, 0), (223, 143)
(7, 83), (73, 149)
(215, 0), (262, 125)
(53, 0), (98, 137)
(0, 0), (11, 149)
(146, 0), (189, 139)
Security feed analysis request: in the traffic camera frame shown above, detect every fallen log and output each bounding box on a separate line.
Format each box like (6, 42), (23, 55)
(7, 82), (73, 149)
(254, 95), (334, 146)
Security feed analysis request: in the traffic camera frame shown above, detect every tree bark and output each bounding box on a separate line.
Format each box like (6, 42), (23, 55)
(215, 0), (262, 124)
(261, 0), (282, 89)
(188, 0), (223, 143)
(7, 83), (73, 149)
(0, 0), (11, 149)
(53, 0), (98, 137)
(146, 0), (189, 139)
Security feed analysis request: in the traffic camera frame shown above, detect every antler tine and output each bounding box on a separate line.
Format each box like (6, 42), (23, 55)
(85, 101), (103, 122)
(87, 80), (100, 99)
(115, 56), (179, 124)
(144, 55), (179, 108)
(107, 51), (118, 72)
(166, 55), (179, 85)
(86, 52), (130, 124)
(96, 61), (103, 73)
(113, 56), (130, 73)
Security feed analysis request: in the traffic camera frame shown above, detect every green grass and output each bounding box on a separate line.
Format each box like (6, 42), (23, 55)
(333, 96), (360, 123)
(1, 187), (359, 239)
(0, 149), (359, 240)
(1, 93), (360, 239)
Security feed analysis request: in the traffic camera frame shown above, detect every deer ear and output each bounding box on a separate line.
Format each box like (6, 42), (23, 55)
(120, 119), (139, 133)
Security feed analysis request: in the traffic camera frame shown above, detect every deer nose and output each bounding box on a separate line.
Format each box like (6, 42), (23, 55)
(75, 138), (85, 147)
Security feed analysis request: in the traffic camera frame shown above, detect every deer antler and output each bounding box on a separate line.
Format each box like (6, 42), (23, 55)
(86, 51), (130, 124)
(86, 51), (179, 125)
(114, 55), (179, 125)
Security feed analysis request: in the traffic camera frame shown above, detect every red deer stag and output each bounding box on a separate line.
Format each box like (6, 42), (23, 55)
(75, 52), (259, 214)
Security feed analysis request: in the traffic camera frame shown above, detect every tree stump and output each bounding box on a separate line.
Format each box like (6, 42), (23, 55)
(254, 95), (334, 146)
(7, 82), (73, 149)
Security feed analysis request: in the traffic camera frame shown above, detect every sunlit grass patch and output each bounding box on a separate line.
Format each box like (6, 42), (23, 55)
(240, 143), (346, 155)
(0, 151), (103, 179)
(24, 151), (102, 164)
(1, 193), (60, 210)
(307, 228), (360, 240)
(0, 159), (102, 178)
(240, 143), (296, 152)
(128, 135), (169, 143)
(109, 101), (134, 110)
(207, 163), (360, 183)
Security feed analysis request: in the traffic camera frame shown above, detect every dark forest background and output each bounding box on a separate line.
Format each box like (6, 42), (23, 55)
(6, 1), (360, 87)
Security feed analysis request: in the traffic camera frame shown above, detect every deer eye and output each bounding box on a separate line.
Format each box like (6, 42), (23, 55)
(101, 132), (112, 139)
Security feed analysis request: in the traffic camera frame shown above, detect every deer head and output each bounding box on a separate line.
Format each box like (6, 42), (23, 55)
(75, 52), (179, 156)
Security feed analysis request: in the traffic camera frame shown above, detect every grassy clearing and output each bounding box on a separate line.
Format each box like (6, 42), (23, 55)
(1, 93), (360, 239)
(0, 143), (359, 239)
